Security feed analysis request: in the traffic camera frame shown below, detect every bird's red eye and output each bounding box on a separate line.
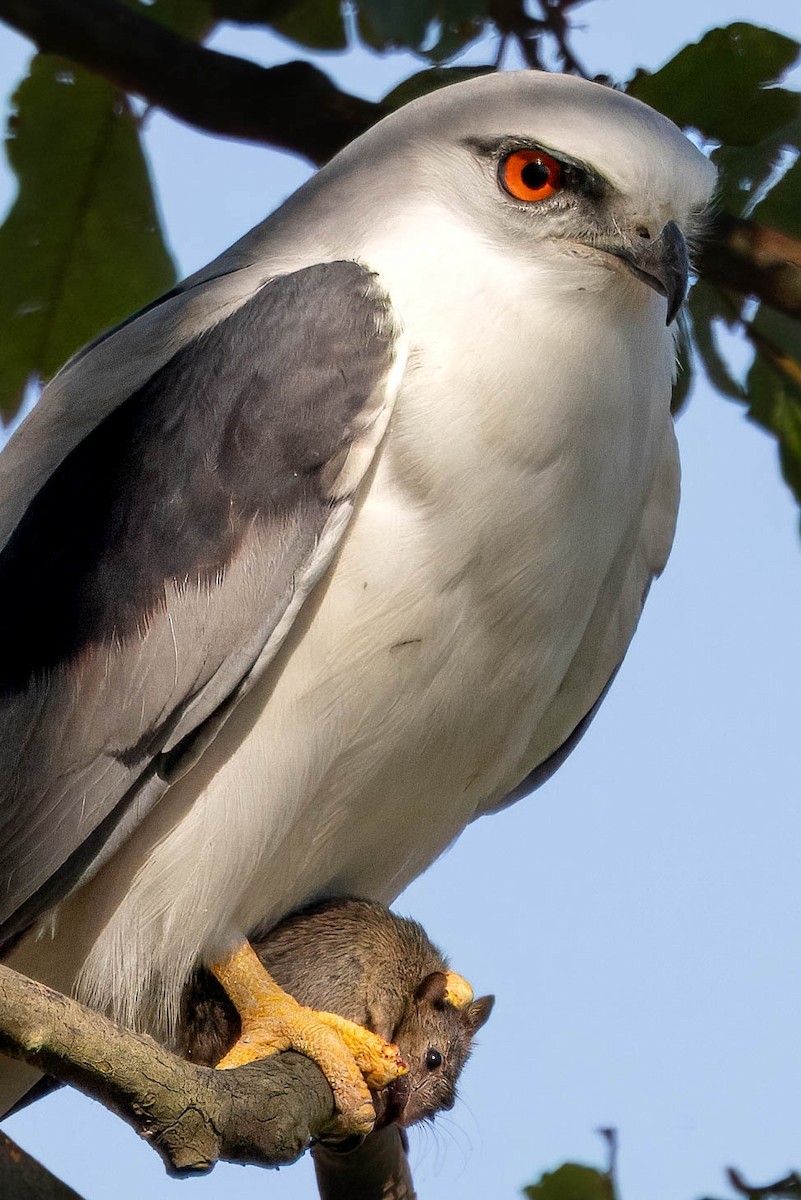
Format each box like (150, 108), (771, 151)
(500, 150), (561, 202)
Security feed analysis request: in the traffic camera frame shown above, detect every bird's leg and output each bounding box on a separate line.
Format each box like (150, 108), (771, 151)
(210, 940), (408, 1136)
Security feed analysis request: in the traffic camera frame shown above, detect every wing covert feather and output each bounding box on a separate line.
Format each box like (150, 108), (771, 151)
(0, 261), (403, 944)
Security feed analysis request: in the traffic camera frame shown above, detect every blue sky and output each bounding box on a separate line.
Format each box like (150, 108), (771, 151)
(1, 3), (801, 1198)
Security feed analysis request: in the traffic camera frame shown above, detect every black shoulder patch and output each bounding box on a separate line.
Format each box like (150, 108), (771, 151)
(0, 261), (396, 692)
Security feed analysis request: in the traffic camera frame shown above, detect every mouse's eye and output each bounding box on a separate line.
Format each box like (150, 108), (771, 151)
(425, 1047), (443, 1071)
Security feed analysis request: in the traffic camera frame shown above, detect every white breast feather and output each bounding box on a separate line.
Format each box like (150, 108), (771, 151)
(6, 207), (682, 1041)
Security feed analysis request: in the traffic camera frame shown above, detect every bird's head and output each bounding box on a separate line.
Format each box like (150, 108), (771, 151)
(295, 71), (716, 329)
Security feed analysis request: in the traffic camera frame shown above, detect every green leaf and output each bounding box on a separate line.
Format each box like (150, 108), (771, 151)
(0, 55), (176, 420)
(383, 64), (494, 110)
(212, 0), (346, 50)
(130, 0), (217, 39)
(751, 152), (801, 238)
(751, 298), (801, 365)
(423, 0), (490, 63)
(357, 0), (489, 59)
(745, 306), (801, 508)
(627, 23), (800, 145)
(267, 0), (346, 49)
(687, 281), (746, 400)
(524, 1163), (616, 1200)
(357, 0), (431, 51)
(748, 354), (801, 507)
(712, 109), (801, 216)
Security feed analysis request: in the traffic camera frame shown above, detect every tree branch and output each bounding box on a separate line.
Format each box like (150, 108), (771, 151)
(489, 0), (591, 76)
(697, 213), (801, 321)
(4, 0), (798, 324)
(0, 962), (422, 1199)
(313, 1126), (417, 1200)
(0, 1130), (87, 1199)
(721, 1166), (801, 1198)
(2, 1), (799, 332)
(0, 0), (382, 165)
(0, 961), (335, 1176)
(537, 0), (591, 77)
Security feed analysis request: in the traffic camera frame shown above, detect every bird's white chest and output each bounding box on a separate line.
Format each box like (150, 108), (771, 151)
(20, 226), (679, 1035)
(226, 246), (676, 913)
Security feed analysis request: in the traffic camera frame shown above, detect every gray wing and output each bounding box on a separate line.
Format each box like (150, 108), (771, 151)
(0, 260), (403, 946)
(479, 418), (680, 816)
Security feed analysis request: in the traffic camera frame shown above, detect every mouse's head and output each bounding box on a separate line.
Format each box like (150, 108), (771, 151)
(376, 969), (494, 1128)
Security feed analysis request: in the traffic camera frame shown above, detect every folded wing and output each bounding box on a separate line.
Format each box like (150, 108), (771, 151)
(0, 260), (403, 946)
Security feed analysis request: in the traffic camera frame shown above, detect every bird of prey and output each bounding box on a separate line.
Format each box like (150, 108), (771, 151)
(0, 71), (715, 1126)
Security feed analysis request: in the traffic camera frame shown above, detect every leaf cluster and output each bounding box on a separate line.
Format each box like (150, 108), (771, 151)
(0, 6), (799, 492)
(0, 0), (575, 420)
(524, 1161), (617, 1200)
(521, 1140), (801, 1200)
(629, 23), (801, 511)
(203, 0), (490, 60)
(0, 54), (175, 418)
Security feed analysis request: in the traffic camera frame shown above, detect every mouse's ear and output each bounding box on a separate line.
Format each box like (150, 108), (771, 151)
(465, 994), (495, 1034)
(415, 970), (448, 1006)
(416, 970), (475, 1009)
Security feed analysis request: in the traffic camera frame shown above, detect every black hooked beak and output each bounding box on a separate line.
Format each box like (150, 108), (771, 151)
(600, 220), (689, 326)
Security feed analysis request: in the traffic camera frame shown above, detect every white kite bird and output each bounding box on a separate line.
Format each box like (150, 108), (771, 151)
(0, 71), (715, 1127)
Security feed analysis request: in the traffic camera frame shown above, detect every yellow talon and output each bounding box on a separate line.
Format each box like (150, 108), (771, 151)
(314, 1009), (409, 1090)
(442, 970), (474, 1009)
(209, 940), (407, 1136)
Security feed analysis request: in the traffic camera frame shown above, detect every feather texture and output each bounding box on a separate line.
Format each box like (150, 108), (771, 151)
(0, 72), (716, 1110)
(0, 261), (402, 946)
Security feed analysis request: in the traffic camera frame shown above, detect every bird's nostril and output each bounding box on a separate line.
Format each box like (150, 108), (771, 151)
(636, 226), (651, 240)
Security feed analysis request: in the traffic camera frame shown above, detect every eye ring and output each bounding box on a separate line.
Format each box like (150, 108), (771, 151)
(425, 1047), (443, 1071)
(500, 149), (561, 202)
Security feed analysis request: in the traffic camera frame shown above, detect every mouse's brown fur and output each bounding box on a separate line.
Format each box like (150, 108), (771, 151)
(178, 898), (493, 1127)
